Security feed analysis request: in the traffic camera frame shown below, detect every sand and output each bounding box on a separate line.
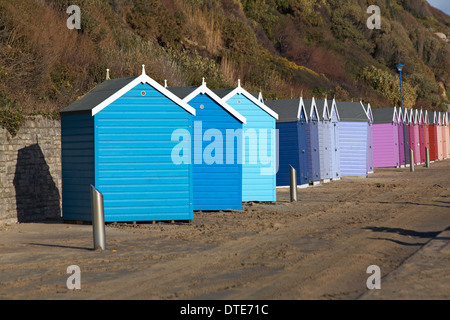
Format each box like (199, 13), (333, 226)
(0, 160), (449, 300)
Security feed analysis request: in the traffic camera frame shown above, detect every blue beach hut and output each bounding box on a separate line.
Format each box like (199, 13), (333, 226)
(335, 101), (370, 177)
(316, 99), (333, 182)
(303, 98), (321, 185)
(168, 78), (246, 211)
(363, 102), (374, 174)
(213, 80), (278, 202)
(60, 66), (196, 222)
(327, 98), (341, 180)
(264, 98), (310, 187)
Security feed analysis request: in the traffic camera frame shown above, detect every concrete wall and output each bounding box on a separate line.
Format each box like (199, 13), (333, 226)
(0, 116), (61, 224)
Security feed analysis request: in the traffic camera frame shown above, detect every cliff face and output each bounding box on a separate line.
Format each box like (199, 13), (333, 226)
(0, 0), (449, 115)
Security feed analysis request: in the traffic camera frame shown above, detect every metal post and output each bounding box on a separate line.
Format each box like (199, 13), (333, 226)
(409, 149), (414, 172)
(289, 165), (298, 202)
(425, 147), (430, 168)
(90, 185), (106, 250)
(399, 70), (403, 110)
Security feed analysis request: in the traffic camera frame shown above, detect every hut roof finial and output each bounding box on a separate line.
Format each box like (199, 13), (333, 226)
(142, 64), (146, 75)
(106, 68), (110, 80)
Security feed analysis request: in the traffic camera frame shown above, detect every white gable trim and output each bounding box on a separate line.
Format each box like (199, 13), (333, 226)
(419, 109), (424, 125)
(221, 81), (278, 120)
(183, 81), (246, 124)
(409, 109), (416, 125)
(415, 109), (420, 125)
(357, 101), (371, 121)
(257, 91), (264, 103)
(91, 72), (196, 116)
(329, 98), (340, 121)
(363, 102), (373, 123)
(298, 97), (309, 123)
(310, 97), (320, 120)
(396, 107), (402, 123)
(403, 108), (410, 124)
(321, 99), (331, 121)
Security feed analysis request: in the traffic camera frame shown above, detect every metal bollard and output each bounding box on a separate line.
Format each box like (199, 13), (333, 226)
(289, 165), (298, 202)
(90, 185), (106, 250)
(425, 147), (430, 168)
(409, 149), (414, 172)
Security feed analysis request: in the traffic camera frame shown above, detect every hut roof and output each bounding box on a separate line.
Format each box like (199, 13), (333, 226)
(61, 76), (138, 115)
(213, 80), (278, 120)
(61, 66), (196, 116)
(264, 98), (303, 123)
(168, 80), (247, 124)
(372, 107), (397, 124)
(335, 101), (369, 122)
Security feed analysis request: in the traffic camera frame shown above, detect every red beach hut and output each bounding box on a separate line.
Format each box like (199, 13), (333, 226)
(428, 111), (438, 161)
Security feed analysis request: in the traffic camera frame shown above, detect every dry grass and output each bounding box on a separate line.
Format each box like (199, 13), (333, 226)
(177, 0), (224, 56)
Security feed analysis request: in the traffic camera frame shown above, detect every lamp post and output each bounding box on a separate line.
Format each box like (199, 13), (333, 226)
(396, 64), (404, 110)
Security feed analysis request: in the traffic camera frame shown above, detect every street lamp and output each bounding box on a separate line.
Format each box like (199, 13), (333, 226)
(396, 63), (404, 110)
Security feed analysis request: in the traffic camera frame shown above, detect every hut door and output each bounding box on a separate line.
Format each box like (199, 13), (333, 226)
(332, 123), (340, 178)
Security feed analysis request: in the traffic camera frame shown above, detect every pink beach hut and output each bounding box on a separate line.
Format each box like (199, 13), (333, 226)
(442, 112), (449, 159)
(408, 109), (421, 164)
(372, 107), (400, 168)
(437, 112), (444, 160)
(419, 110), (430, 163)
(397, 108), (406, 167)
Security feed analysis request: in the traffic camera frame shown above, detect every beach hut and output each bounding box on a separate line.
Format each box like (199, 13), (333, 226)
(428, 111), (438, 161)
(408, 109), (421, 164)
(371, 107), (400, 168)
(327, 98), (341, 179)
(60, 66), (196, 223)
(334, 101), (370, 177)
(446, 112), (449, 159)
(168, 79), (246, 211)
(264, 98), (310, 187)
(363, 102), (374, 174)
(397, 108), (406, 167)
(443, 112), (449, 159)
(316, 99), (333, 182)
(447, 112), (450, 158)
(446, 112), (449, 158)
(303, 98), (322, 185)
(402, 108), (411, 166)
(213, 81), (278, 202)
(415, 109), (424, 163)
(417, 110), (429, 163)
(418, 110), (425, 163)
(437, 112), (444, 160)
(421, 110), (430, 162)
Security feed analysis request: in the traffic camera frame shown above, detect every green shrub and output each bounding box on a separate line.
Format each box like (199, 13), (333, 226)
(0, 109), (25, 137)
(361, 65), (418, 109)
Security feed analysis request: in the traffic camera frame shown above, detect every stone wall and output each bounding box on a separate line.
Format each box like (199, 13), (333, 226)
(0, 116), (61, 224)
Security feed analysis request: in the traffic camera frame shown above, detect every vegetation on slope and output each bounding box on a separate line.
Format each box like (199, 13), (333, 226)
(0, 0), (449, 132)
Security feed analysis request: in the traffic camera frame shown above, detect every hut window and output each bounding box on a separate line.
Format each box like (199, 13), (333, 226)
(200, 105), (204, 109)
(237, 100), (241, 104)
(141, 91), (146, 96)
